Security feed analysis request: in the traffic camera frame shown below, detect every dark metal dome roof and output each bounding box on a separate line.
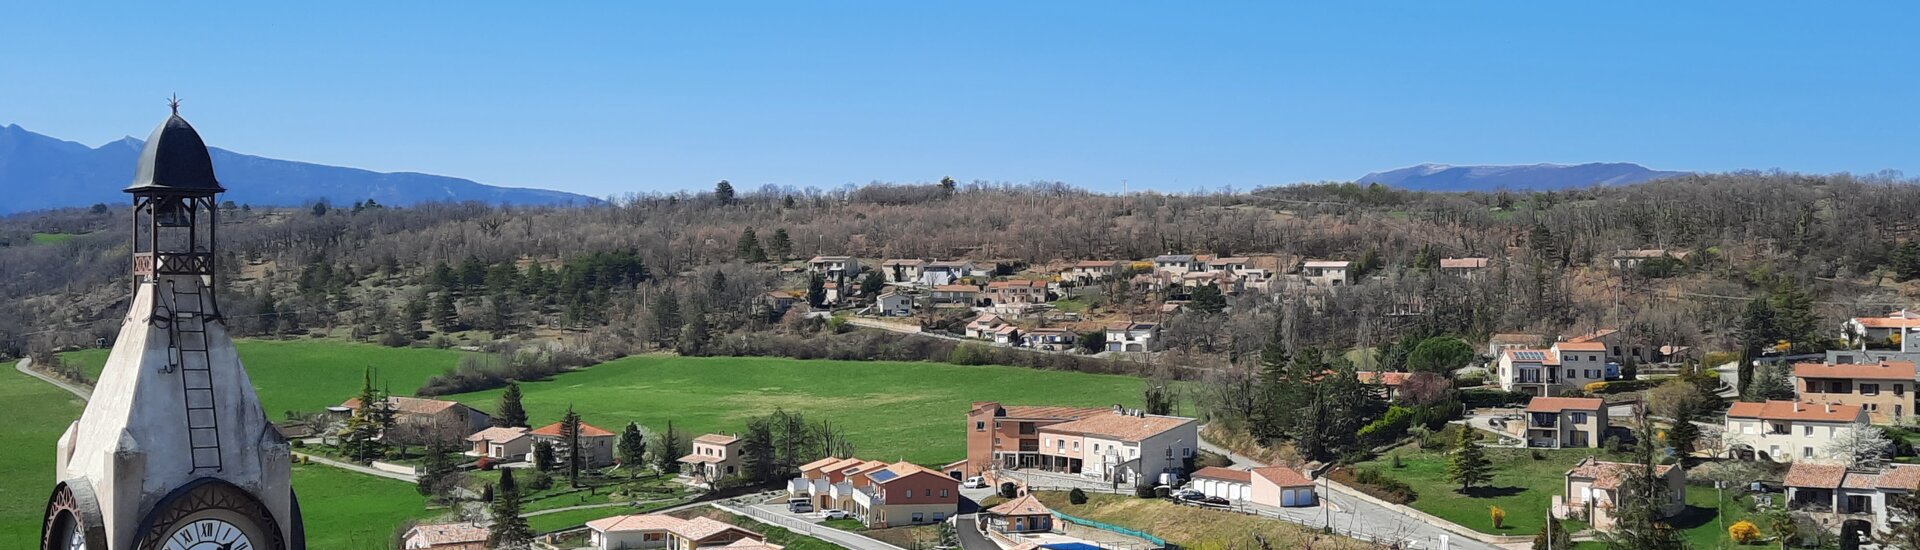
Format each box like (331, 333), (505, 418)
(124, 113), (224, 194)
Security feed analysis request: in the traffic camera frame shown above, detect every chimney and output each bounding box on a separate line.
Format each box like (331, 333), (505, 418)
(1826, 404), (1834, 413)
(1794, 402), (1802, 413)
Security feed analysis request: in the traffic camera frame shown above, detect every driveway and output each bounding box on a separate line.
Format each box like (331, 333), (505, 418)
(739, 503), (905, 550)
(16, 358), (92, 401)
(953, 514), (997, 550)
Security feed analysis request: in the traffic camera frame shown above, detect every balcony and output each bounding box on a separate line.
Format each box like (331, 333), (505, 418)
(1530, 413), (1560, 429)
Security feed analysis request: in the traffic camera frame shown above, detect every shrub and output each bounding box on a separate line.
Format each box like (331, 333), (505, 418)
(1530, 450), (1546, 461)
(1490, 505), (1506, 529)
(290, 439), (305, 448)
(1729, 520), (1760, 544)
(1069, 488), (1088, 505)
(1134, 483), (1157, 499)
(1347, 467), (1418, 504)
(525, 470), (555, 491)
(999, 482), (1019, 499)
(1584, 381), (1609, 393)
(476, 457), (495, 471)
(1358, 406), (1415, 445)
(1460, 388), (1531, 409)
(1390, 453), (1404, 469)
(1153, 486), (1172, 499)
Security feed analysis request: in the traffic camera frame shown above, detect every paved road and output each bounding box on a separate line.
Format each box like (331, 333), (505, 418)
(294, 452), (420, 483)
(16, 358), (92, 401)
(1194, 427), (1263, 470)
(953, 514), (997, 550)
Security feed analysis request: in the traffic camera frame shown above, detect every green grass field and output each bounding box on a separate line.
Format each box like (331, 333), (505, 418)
(290, 463), (438, 549)
(1352, 445), (1612, 535)
(62, 339), (474, 416)
(30, 232), (80, 245)
(445, 355), (1152, 465)
(0, 370), (88, 548)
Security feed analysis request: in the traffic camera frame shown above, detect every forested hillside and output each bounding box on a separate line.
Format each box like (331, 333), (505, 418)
(5, 172), (1920, 377)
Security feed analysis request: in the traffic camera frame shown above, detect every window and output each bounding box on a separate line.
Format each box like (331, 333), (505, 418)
(1183, 447), (1194, 458)
(1804, 447), (1815, 458)
(925, 489), (933, 496)
(941, 489), (949, 498)
(1572, 412), (1588, 424)
(1899, 384), (1908, 397)
(1864, 383), (1881, 396)
(1166, 448), (1173, 457)
(912, 513), (925, 523)
(1073, 441), (1080, 450)
(1019, 422), (1037, 435)
(975, 421), (986, 431)
(903, 489), (912, 499)
(1868, 404), (1881, 412)
(1804, 425), (1814, 436)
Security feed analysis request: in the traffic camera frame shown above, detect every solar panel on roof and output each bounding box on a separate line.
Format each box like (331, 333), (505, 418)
(1514, 351), (1546, 361)
(868, 470), (900, 482)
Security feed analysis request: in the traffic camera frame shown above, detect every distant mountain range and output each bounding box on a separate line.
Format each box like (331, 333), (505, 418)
(0, 123), (600, 215)
(1357, 162), (1690, 192)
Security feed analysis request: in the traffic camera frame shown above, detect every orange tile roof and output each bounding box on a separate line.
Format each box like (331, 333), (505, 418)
(466, 426), (530, 443)
(1439, 258), (1490, 269)
(798, 456), (844, 473)
(675, 517), (757, 541)
(1784, 463), (1849, 489)
(1878, 464), (1920, 490)
(1355, 371), (1411, 387)
(986, 494), (1052, 516)
(1075, 260), (1123, 268)
(933, 285), (980, 292)
(720, 540), (785, 550)
(1191, 467), (1253, 484)
(972, 402), (1110, 421)
(1567, 459), (1677, 491)
(1039, 412), (1194, 442)
(408, 522), (489, 545)
(1525, 397), (1605, 413)
(695, 434), (739, 445)
(1793, 361), (1919, 381)
(1554, 341), (1607, 352)
(341, 395), (466, 416)
(587, 514), (690, 533)
(679, 453), (723, 464)
(1504, 349), (1561, 365)
(1853, 317), (1920, 329)
(1253, 466), (1313, 488)
(531, 421), (616, 438)
(988, 280), (1046, 289)
(1726, 400), (1863, 423)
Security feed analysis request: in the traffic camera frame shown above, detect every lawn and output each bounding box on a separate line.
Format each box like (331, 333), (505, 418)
(1569, 487), (1755, 549)
(0, 369), (436, 549)
(31, 232), (80, 245)
(445, 355), (1151, 465)
(290, 463), (439, 549)
(526, 498), (686, 533)
(61, 339), (474, 416)
(1033, 492), (1373, 550)
(0, 369), (88, 548)
(674, 507), (844, 550)
(1350, 445), (1632, 535)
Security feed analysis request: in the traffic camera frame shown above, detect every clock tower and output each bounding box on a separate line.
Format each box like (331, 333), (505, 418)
(42, 102), (306, 550)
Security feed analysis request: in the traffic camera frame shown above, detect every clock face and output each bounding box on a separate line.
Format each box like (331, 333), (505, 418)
(164, 518), (253, 550)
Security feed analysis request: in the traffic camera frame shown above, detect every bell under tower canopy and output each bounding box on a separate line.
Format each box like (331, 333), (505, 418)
(124, 110), (224, 195)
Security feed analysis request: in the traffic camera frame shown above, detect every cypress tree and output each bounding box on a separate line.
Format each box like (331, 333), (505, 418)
(1447, 427), (1492, 492)
(618, 422), (648, 478)
(488, 469), (533, 549)
(494, 382), (529, 428)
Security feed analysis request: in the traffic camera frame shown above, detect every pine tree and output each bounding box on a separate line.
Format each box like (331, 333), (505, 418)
(488, 468), (533, 550)
(494, 382), (529, 428)
(655, 420), (682, 473)
(767, 229), (793, 260)
(652, 292), (681, 348)
(533, 441), (556, 471)
(736, 228), (767, 262)
(416, 443), (457, 499)
(618, 422), (648, 478)
(340, 367), (390, 463)
(1532, 516), (1571, 550)
(1665, 401), (1701, 457)
(561, 406), (584, 487)
(806, 275), (826, 307)
(1447, 427), (1493, 492)
(1596, 407), (1686, 550)
(859, 271), (884, 298)
(430, 291), (459, 331)
(714, 180), (736, 205)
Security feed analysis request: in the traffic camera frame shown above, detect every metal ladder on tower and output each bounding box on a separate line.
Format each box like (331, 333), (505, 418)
(166, 278), (225, 473)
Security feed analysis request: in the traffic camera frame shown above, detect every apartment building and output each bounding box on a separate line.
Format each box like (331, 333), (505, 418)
(1793, 361), (1918, 424)
(963, 402), (1108, 477)
(1513, 397), (1608, 449)
(787, 458), (957, 527)
(1497, 339), (1609, 396)
(1723, 400), (1868, 463)
(1032, 408), (1199, 485)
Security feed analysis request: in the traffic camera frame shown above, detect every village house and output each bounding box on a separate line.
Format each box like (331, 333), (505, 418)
(1794, 361), (1918, 424)
(1031, 407), (1200, 485)
(843, 461), (960, 527)
(1514, 397), (1608, 448)
(761, 291), (799, 317)
(1497, 339), (1609, 396)
(1439, 257), (1491, 278)
(985, 279), (1049, 306)
(1783, 462), (1920, 533)
(873, 292), (914, 317)
(1022, 328), (1078, 352)
(1723, 400), (1868, 463)
(586, 514), (774, 550)
(1565, 328), (1687, 365)
(881, 259), (928, 284)
(531, 421), (618, 468)
(1153, 254), (1200, 277)
(807, 255), (861, 278)
(402, 522), (489, 550)
(1065, 260), (1126, 283)
(922, 260), (974, 286)
(1300, 260), (1354, 287)
(930, 284), (980, 307)
(1556, 458), (1686, 531)
(981, 494), (1054, 535)
(1355, 371), (1412, 401)
(963, 402), (1108, 477)
(679, 433), (746, 483)
(822, 281), (844, 305)
(1189, 466), (1319, 507)
(339, 395), (492, 445)
(465, 426), (532, 462)
(790, 456), (870, 510)
(1610, 249), (1687, 270)
(1104, 322), (1159, 353)
(965, 313), (1010, 339)
(1844, 310), (1920, 352)
(1487, 333), (1548, 357)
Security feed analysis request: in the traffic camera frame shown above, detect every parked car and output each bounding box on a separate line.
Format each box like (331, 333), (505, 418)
(788, 499), (815, 513)
(962, 476), (988, 489)
(821, 509), (850, 520)
(1174, 489), (1206, 501)
(1200, 496), (1231, 506)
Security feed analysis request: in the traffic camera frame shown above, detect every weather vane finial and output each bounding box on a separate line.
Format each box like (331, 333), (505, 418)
(168, 93), (182, 115)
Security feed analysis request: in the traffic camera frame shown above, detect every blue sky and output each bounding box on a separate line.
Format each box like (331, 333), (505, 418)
(2, 3), (1915, 196)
